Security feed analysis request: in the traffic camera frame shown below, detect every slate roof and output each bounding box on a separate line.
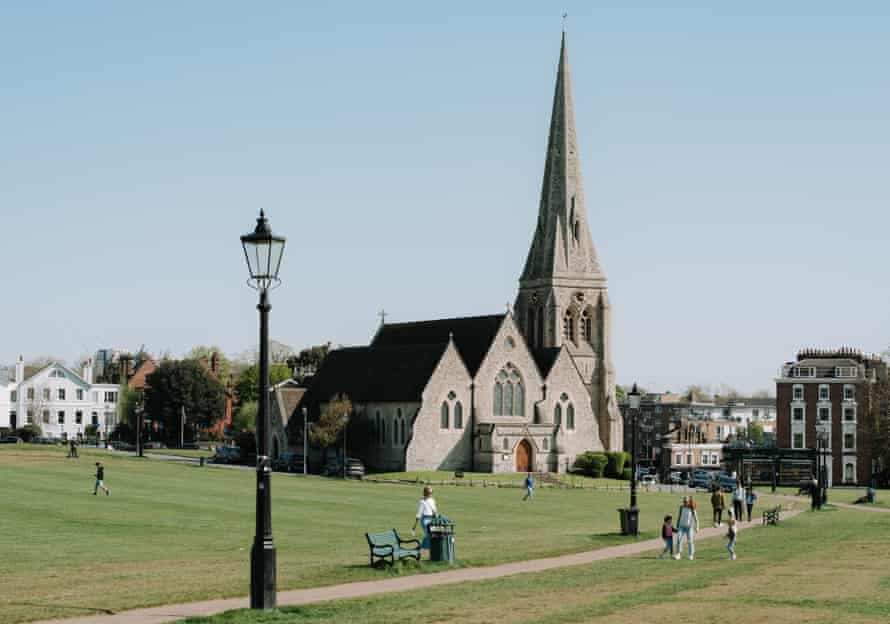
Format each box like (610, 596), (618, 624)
(301, 343), (448, 406)
(531, 348), (562, 378)
(274, 384), (306, 426)
(372, 314), (505, 376)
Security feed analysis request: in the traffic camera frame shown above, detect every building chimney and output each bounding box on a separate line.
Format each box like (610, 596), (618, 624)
(82, 358), (93, 385)
(15, 355), (24, 384)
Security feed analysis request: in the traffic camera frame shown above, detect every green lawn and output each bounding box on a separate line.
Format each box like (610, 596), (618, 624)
(146, 447), (214, 459)
(371, 470), (626, 487)
(0, 446), (788, 623)
(183, 507), (890, 624)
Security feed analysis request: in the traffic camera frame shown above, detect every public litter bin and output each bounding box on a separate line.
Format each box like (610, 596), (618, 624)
(429, 516), (456, 563)
(618, 507), (639, 536)
(199, 456), (205, 467)
(617, 508), (628, 535)
(867, 487), (875, 504)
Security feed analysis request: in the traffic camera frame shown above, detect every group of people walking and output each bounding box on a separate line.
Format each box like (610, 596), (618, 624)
(661, 479), (757, 561)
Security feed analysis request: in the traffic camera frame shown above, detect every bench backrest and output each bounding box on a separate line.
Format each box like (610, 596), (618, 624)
(366, 529), (399, 548)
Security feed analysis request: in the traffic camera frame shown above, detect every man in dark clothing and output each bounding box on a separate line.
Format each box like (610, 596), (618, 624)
(69, 439), (78, 458)
(93, 462), (110, 495)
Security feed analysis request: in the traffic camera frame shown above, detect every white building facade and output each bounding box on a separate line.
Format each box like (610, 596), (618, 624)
(7, 357), (120, 440)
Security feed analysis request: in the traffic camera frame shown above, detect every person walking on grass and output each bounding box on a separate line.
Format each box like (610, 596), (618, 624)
(523, 473), (534, 501)
(673, 496), (699, 560)
(710, 484), (725, 527)
(745, 486), (758, 522)
(732, 479), (745, 522)
(726, 509), (738, 560)
(93, 462), (110, 496)
(68, 439), (78, 459)
(660, 514), (675, 559)
(412, 486), (438, 552)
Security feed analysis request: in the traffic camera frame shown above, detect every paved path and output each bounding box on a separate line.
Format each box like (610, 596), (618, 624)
(31, 505), (803, 624)
(831, 501), (890, 513)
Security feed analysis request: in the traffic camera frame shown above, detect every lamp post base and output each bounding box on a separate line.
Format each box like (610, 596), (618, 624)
(250, 538), (277, 609)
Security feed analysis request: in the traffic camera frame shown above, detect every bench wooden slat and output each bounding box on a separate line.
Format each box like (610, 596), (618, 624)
(366, 528), (421, 566)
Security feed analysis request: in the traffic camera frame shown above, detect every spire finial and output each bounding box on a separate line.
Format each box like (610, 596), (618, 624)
(562, 11), (568, 33)
(378, 309), (388, 326)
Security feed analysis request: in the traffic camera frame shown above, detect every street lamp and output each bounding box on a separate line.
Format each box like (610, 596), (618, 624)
(241, 209), (286, 610)
(626, 383), (641, 536)
(817, 431), (829, 507)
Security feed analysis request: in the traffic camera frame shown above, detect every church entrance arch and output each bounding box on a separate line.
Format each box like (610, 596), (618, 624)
(516, 439), (533, 472)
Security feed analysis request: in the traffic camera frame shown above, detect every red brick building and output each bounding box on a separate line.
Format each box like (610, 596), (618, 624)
(776, 348), (885, 485)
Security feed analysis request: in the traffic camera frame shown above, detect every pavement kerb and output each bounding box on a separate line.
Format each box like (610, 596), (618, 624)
(29, 504), (804, 624)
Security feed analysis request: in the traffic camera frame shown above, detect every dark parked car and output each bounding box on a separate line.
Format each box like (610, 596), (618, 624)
(0, 436), (23, 444)
(324, 457), (365, 478)
(212, 446), (241, 464)
(273, 451), (304, 473)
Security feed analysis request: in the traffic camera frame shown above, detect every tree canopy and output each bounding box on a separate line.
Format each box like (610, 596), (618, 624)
(185, 345), (232, 384)
(309, 394), (351, 449)
(233, 363), (291, 404)
(144, 360), (226, 445)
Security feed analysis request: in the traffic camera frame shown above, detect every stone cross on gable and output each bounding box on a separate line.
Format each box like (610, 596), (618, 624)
(378, 309), (388, 326)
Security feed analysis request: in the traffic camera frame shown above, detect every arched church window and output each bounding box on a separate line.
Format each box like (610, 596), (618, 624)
(554, 403), (562, 426)
(396, 408), (402, 445)
(401, 419), (407, 446)
(567, 403), (575, 430)
(440, 402), (449, 429)
(454, 402), (463, 429)
(503, 437), (509, 450)
(375, 411), (381, 446)
(494, 364), (524, 417)
(581, 309), (592, 344)
(543, 437), (549, 450)
(382, 418), (386, 447)
(573, 220), (580, 241)
(563, 309), (576, 343)
(514, 380), (524, 417)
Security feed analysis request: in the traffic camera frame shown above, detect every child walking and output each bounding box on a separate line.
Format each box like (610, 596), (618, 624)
(522, 473), (534, 501)
(93, 462), (110, 496)
(660, 514), (674, 559)
(726, 510), (738, 560)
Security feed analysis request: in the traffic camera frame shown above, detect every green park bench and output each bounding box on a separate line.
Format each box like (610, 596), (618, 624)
(365, 529), (421, 566)
(762, 506), (782, 525)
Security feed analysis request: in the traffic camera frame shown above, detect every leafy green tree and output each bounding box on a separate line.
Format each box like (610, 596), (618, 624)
(746, 421), (765, 445)
(233, 400), (258, 432)
(615, 385), (627, 403)
(185, 346), (232, 384)
(685, 384), (713, 402)
(287, 343), (331, 377)
(309, 394), (351, 450)
(233, 363), (291, 404)
(118, 385), (139, 427)
(144, 360), (226, 446)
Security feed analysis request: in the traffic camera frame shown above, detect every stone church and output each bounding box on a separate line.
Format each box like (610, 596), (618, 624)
(294, 33), (623, 473)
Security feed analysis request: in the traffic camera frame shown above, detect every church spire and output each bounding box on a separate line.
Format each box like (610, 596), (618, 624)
(520, 32), (603, 285)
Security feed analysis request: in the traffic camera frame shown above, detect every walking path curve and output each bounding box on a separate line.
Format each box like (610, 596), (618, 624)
(31, 505), (803, 624)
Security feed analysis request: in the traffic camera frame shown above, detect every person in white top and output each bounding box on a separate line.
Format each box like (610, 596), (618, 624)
(412, 486), (438, 550)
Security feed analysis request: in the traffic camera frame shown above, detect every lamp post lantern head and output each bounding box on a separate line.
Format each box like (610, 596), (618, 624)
(241, 210), (286, 290)
(629, 382), (641, 411)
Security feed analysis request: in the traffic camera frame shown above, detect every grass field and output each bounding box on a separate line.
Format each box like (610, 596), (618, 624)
(0, 445), (788, 624)
(182, 507), (890, 624)
(371, 470), (627, 487)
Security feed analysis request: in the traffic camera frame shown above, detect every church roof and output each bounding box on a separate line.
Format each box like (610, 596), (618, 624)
(531, 347), (562, 378)
(372, 314), (505, 376)
(301, 343), (448, 405)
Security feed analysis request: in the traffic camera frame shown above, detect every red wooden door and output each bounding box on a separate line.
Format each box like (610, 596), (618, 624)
(516, 439), (532, 472)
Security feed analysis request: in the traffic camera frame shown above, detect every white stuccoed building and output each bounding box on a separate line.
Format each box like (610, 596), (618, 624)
(6, 356), (120, 440)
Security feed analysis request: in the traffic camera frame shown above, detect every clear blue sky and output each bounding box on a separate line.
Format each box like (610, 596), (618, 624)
(1, 1), (888, 394)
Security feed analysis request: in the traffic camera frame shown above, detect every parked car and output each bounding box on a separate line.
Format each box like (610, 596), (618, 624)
(717, 472), (737, 492)
(641, 474), (658, 485)
(668, 471), (682, 484)
(212, 446), (241, 464)
(272, 451), (304, 473)
(691, 469), (716, 489)
(324, 457), (365, 478)
(0, 436), (23, 444)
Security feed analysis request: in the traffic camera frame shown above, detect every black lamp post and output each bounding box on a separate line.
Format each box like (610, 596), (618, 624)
(626, 383), (641, 535)
(241, 209), (285, 610)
